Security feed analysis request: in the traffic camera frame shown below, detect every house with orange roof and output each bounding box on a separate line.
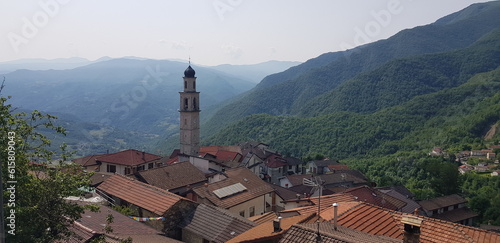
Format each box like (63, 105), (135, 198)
(226, 213), (317, 243)
(73, 149), (162, 175)
(280, 222), (402, 243)
(191, 167), (275, 217)
(318, 201), (500, 242)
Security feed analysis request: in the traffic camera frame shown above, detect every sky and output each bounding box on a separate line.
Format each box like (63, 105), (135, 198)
(0, 0), (493, 66)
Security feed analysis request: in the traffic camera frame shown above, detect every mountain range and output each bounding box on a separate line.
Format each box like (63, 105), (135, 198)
(198, 1), (500, 158)
(2, 58), (299, 156)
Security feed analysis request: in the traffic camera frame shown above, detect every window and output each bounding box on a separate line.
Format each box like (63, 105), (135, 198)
(107, 164), (116, 173)
(184, 98), (188, 110)
(125, 167), (131, 175)
(193, 81), (196, 90)
(193, 98), (197, 110)
(148, 163), (154, 169)
(249, 206), (255, 217)
(137, 165), (145, 171)
(184, 81), (187, 89)
(239, 210), (245, 217)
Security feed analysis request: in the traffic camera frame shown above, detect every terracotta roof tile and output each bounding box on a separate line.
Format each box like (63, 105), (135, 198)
(319, 202), (500, 242)
(192, 167), (274, 209)
(248, 211), (278, 225)
(266, 154), (288, 168)
(97, 174), (186, 215)
(76, 204), (161, 236)
(280, 194), (357, 216)
(181, 204), (257, 243)
(280, 222), (402, 243)
(227, 213), (317, 243)
(134, 161), (207, 190)
(63, 204), (182, 243)
(73, 154), (104, 167)
(96, 149), (162, 166)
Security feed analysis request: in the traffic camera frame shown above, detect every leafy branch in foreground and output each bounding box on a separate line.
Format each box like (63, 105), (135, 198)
(1, 82), (94, 243)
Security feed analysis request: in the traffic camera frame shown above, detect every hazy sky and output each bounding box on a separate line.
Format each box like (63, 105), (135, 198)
(0, 0), (492, 65)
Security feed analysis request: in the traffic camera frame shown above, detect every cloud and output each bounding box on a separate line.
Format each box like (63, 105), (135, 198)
(221, 43), (243, 59)
(164, 40), (192, 50)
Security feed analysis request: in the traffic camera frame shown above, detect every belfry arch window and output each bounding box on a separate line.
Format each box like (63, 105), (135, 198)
(184, 81), (187, 89)
(193, 98), (197, 110)
(193, 81), (196, 90)
(184, 98), (188, 110)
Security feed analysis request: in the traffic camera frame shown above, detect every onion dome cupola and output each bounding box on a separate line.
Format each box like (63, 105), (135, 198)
(184, 65), (196, 78)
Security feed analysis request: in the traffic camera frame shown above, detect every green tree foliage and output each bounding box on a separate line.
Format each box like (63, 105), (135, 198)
(1, 85), (93, 242)
(462, 173), (500, 225)
(201, 3), (500, 139)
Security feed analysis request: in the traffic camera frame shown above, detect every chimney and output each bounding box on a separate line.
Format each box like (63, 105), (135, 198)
(273, 217), (282, 232)
(142, 151), (145, 161)
(332, 203), (338, 230)
(401, 215), (422, 243)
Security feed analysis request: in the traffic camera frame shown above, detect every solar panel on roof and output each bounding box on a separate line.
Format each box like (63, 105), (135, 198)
(213, 183), (247, 198)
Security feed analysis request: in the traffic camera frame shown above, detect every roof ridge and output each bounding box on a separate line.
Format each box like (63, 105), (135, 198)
(112, 174), (189, 201)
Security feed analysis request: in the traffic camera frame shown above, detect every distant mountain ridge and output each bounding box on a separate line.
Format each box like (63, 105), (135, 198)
(201, 1), (500, 138)
(200, 1), (500, 158)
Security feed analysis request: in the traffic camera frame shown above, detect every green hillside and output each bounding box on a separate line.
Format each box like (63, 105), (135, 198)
(300, 28), (500, 116)
(201, 1), (500, 137)
(205, 40), (500, 159)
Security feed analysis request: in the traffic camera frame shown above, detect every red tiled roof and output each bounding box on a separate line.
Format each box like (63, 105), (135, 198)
(134, 161), (207, 190)
(192, 167), (274, 209)
(319, 202), (500, 242)
(279, 194), (357, 216)
(227, 213), (317, 243)
(73, 154), (104, 167)
(77, 204), (161, 236)
(266, 154), (288, 168)
(280, 222), (402, 243)
(96, 149), (162, 166)
(248, 211), (278, 225)
(335, 203), (403, 239)
(97, 174), (187, 215)
(419, 194), (467, 211)
(215, 150), (241, 162)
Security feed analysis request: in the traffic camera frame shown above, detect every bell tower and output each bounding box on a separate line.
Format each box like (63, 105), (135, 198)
(179, 64), (200, 156)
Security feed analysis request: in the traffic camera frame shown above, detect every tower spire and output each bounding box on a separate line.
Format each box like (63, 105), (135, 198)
(179, 64), (200, 156)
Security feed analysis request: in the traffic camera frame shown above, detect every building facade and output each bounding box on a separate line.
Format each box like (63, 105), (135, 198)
(179, 65), (200, 156)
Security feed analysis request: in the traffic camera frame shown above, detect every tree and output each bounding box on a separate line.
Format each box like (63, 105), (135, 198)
(1, 83), (93, 243)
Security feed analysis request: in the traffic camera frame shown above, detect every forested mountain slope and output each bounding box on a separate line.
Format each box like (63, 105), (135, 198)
(205, 29), (500, 159)
(202, 1), (500, 137)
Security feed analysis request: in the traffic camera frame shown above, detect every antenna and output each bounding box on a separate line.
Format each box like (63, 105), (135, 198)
(303, 175), (325, 242)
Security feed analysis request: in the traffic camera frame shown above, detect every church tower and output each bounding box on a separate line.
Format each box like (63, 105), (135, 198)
(179, 64), (200, 156)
